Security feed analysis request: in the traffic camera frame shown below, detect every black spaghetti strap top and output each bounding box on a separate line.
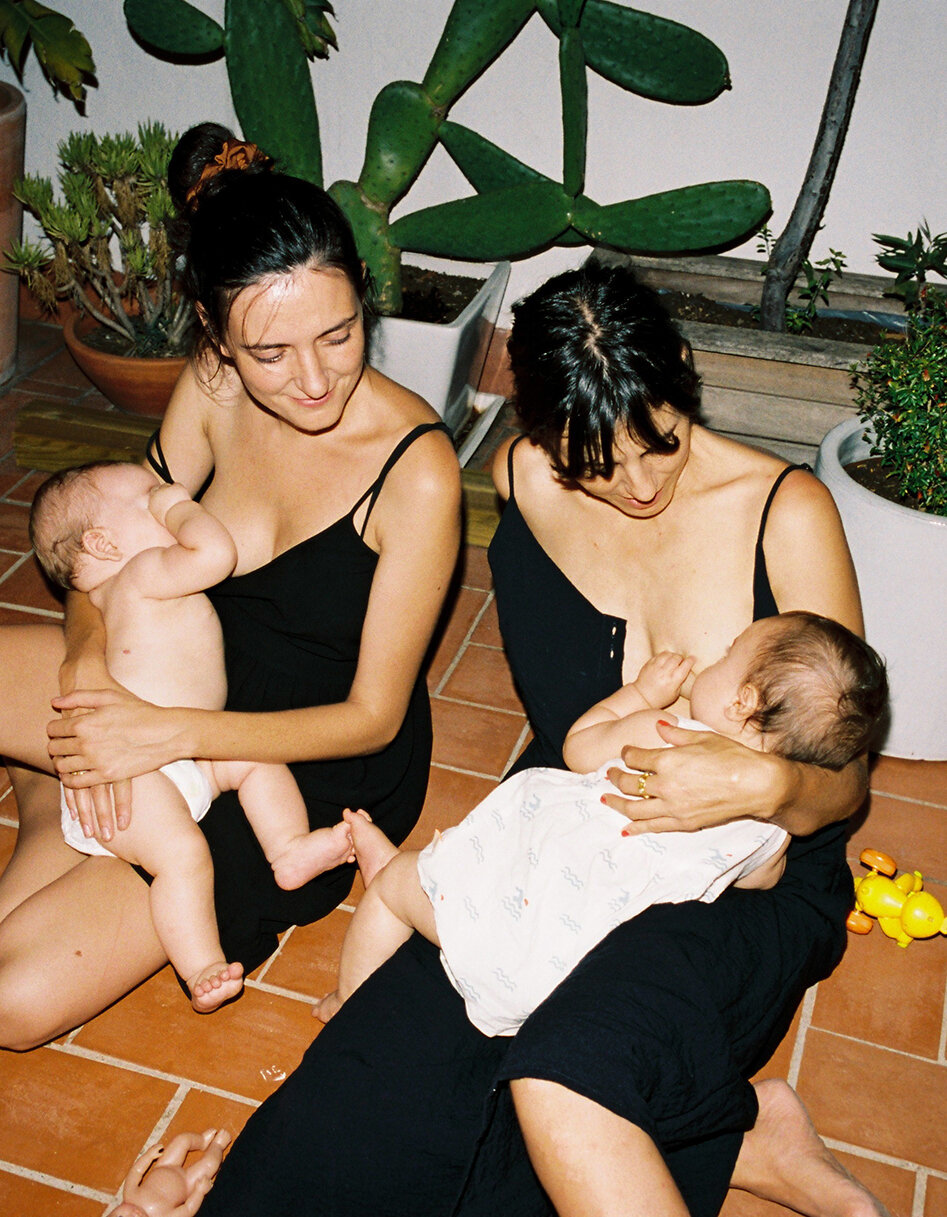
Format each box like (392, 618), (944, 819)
(148, 420), (448, 969)
(752, 463), (809, 619)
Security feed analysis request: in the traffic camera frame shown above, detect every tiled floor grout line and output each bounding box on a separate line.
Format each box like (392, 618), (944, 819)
(243, 978), (320, 1004)
(431, 591), (494, 697)
(865, 789), (947, 812)
(0, 601), (63, 619)
(807, 1025), (947, 1067)
(939, 975), (947, 1065)
(0, 1159), (112, 1205)
(47, 1041), (261, 1105)
(786, 984), (816, 1088)
(430, 759), (512, 782)
(433, 692), (525, 718)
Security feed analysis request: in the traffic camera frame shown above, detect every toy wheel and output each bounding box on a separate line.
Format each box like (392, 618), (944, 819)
(859, 849), (896, 876)
(846, 910), (874, 935)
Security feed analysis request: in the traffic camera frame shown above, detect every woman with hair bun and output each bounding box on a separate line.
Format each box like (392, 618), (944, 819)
(0, 123), (461, 1048)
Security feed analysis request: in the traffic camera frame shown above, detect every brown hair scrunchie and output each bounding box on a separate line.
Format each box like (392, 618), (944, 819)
(185, 138), (272, 207)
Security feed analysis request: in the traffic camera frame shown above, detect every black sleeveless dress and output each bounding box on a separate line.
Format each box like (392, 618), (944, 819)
(147, 422), (445, 970)
(200, 452), (854, 1217)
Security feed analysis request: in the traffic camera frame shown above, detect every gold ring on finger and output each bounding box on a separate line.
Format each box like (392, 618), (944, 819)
(637, 772), (651, 799)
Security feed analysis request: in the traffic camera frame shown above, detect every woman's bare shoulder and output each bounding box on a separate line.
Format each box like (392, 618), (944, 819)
(491, 432), (548, 501)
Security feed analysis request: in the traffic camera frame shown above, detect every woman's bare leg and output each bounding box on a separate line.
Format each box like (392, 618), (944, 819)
(511, 1078), (690, 1217)
(733, 1079), (890, 1217)
(0, 624), (167, 1050)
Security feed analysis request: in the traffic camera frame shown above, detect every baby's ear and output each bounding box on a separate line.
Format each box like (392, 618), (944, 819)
(725, 683), (760, 724)
(81, 528), (122, 563)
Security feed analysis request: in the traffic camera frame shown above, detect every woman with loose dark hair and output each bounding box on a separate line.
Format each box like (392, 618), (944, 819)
(114, 262), (887, 1217)
(0, 122), (461, 1047)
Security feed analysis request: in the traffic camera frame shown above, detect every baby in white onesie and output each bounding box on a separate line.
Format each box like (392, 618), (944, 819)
(314, 610), (886, 1035)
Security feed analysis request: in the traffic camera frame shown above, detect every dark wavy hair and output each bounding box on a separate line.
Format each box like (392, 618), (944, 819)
(168, 123), (366, 357)
(506, 260), (703, 479)
(745, 611), (889, 769)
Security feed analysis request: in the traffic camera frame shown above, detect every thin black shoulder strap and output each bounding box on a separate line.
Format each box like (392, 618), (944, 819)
(756, 463), (810, 550)
(753, 463), (811, 619)
(355, 421), (451, 538)
(146, 429), (174, 484)
(507, 433), (529, 499)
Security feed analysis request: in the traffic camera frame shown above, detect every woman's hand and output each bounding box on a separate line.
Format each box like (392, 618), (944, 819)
(602, 720), (788, 834)
(118, 1128), (230, 1216)
(48, 688), (182, 840)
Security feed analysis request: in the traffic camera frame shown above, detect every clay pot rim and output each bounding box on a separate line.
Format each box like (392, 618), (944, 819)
(63, 311), (189, 370)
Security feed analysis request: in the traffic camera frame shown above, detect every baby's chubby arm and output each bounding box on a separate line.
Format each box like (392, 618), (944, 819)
(563, 652), (694, 774)
(131, 484), (238, 600)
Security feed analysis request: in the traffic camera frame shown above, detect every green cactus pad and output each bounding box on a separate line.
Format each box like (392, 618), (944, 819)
(422, 0), (536, 109)
(559, 27), (587, 198)
(358, 82), (440, 209)
(329, 180), (403, 315)
(440, 123), (551, 192)
(573, 181), (771, 254)
(124, 0), (224, 56)
(557, 0), (588, 27)
(537, 0), (729, 104)
(225, 0), (323, 184)
(390, 181), (571, 260)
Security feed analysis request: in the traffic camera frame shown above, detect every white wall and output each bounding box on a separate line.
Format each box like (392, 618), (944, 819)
(4, 0), (944, 319)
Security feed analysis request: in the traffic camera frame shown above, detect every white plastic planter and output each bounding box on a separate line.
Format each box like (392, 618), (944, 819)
(815, 417), (947, 760)
(367, 259), (510, 439)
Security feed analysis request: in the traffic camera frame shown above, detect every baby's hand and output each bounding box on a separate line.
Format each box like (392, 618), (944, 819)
(634, 652), (695, 709)
(148, 482), (193, 526)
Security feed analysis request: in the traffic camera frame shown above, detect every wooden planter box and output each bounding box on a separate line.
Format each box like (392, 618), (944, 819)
(599, 253), (906, 465)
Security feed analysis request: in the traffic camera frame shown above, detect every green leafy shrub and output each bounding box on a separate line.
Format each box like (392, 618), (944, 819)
(873, 221), (947, 312)
(4, 122), (193, 357)
(852, 291), (947, 516)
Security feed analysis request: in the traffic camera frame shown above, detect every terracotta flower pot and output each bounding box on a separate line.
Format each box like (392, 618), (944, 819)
(63, 313), (187, 418)
(0, 82), (26, 388)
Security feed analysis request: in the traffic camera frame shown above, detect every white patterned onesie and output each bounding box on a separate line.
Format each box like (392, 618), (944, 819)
(416, 722), (788, 1036)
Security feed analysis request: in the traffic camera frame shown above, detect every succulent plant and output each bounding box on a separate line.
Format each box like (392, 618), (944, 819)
(124, 0), (771, 316)
(4, 122), (194, 356)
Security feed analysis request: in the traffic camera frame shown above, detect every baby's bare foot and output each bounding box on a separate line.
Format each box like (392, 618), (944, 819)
(312, 989), (344, 1023)
(189, 961), (244, 1014)
(272, 821), (355, 890)
(344, 808), (398, 886)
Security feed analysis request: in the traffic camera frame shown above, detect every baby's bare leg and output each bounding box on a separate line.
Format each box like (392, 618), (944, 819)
(312, 831), (438, 1023)
(106, 770), (243, 1014)
(210, 760), (355, 890)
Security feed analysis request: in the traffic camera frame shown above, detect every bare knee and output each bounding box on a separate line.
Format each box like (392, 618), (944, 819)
(0, 955), (63, 1050)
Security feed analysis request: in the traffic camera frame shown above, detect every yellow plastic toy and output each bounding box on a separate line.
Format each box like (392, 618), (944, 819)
(847, 849), (947, 947)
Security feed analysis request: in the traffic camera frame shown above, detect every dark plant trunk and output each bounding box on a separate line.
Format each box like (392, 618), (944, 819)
(759, 0), (879, 332)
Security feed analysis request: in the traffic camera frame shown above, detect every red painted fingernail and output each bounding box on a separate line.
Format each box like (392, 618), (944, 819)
(657, 719), (671, 726)
(621, 829), (630, 837)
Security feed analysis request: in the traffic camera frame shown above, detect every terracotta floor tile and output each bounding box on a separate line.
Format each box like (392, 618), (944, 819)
(0, 500), (31, 550)
(162, 1087), (256, 1147)
(259, 907), (352, 999)
(402, 764), (498, 848)
(0, 554), (64, 613)
(849, 794), (947, 880)
(812, 892), (947, 1058)
(925, 1174), (947, 1217)
(0, 1045), (177, 1191)
(871, 755), (947, 807)
(431, 696), (526, 777)
(0, 551), (18, 578)
(441, 642), (526, 714)
(73, 967), (316, 1103)
(458, 543), (493, 591)
(425, 584), (490, 690)
(26, 347), (95, 390)
(469, 594), (502, 647)
(0, 822), (16, 868)
(0, 1171), (106, 1215)
(14, 375), (94, 401)
(797, 1029), (947, 1171)
(5, 466), (49, 503)
(750, 1004), (803, 1083)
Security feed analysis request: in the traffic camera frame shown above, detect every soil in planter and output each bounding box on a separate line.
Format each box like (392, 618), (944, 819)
(843, 457), (931, 511)
(398, 264), (484, 324)
(81, 319), (192, 359)
(659, 288), (894, 346)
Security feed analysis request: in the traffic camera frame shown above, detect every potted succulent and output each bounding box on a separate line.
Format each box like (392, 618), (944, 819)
(815, 289), (947, 760)
(123, 0), (770, 433)
(4, 121), (192, 416)
(0, 0), (94, 386)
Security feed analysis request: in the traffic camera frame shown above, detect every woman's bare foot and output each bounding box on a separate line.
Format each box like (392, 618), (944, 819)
(188, 961), (245, 1014)
(272, 820), (355, 890)
(312, 989), (344, 1023)
(344, 808), (397, 886)
(733, 1078), (891, 1217)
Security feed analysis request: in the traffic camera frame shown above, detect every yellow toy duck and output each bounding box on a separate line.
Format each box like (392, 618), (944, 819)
(847, 849), (947, 948)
